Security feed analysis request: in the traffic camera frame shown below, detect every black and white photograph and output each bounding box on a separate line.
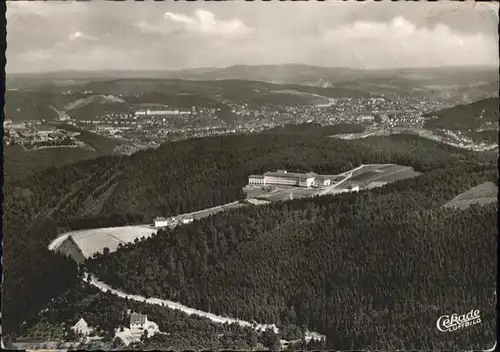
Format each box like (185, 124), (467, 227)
(1, 0), (498, 350)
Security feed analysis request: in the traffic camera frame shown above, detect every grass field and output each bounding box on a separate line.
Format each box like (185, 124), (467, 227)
(444, 182), (498, 210)
(68, 226), (158, 258)
(375, 168), (422, 183)
(52, 202), (245, 259)
(350, 170), (381, 181)
(345, 164), (422, 188)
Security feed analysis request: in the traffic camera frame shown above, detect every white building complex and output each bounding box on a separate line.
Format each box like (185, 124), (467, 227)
(248, 170), (332, 188)
(135, 109), (190, 117)
(153, 217), (170, 228)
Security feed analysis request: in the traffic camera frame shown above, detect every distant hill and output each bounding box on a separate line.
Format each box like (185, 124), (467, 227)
(126, 92), (218, 109)
(3, 145), (99, 181)
(262, 122), (365, 137)
(423, 97), (499, 132)
(444, 182), (498, 210)
(4, 91), (60, 121)
(247, 92), (325, 107)
(66, 102), (132, 121)
(9, 65), (497, 100)
(4, 124), (126, 180)
(65, 94), (126, 111)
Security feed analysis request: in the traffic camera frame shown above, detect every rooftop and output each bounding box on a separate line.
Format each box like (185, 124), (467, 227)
(130, 313), (147, 325)
(264, 170), (316, 180)
(154, 216), (167, 222)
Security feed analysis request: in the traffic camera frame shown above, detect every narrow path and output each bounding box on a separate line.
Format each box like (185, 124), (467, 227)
(82, 273), (324, 344)
(82, 273), (279, 334)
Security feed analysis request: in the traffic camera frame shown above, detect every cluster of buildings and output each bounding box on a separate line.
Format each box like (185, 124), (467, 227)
(135, 109), (191, 117)
(3, 120), (87, 150)
(70, 312), (159, 347)
(153, 215), (194, 228)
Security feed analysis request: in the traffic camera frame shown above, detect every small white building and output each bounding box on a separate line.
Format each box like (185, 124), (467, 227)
(116, 313), (160, 346)
(359, 115), (374, 122)
(71, 318), (93, 337)
(181, 216), (194, 224)
(154, 217), (169, 228)
(348, 184), (360, 192)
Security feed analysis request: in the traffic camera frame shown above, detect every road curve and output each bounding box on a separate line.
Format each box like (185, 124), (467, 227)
(83, 272), (279, 334)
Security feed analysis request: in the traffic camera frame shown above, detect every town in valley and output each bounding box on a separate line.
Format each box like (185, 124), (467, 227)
(2, 1), (498, 351)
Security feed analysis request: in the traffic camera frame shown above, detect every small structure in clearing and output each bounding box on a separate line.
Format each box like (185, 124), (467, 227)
(153, 217), (170, 228)
(71, 318), (94, 337)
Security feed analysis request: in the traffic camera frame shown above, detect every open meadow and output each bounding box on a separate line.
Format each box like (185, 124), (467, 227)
(53, 226), (158, 259)
(344, 164), (422, 188)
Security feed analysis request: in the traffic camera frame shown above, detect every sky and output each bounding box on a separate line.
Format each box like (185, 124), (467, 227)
(6, 0), (499, 73)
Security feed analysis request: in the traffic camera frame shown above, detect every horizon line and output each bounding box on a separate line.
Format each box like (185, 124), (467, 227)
(6, 63), (499, 76)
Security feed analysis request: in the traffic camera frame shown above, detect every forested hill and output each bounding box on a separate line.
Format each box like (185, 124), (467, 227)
(423, 97), (499, 131)
(2, 131), (497, 339)
(88, 163), (497, 350)
(6, 133), (493, 230)
(262, 122), (365, 137)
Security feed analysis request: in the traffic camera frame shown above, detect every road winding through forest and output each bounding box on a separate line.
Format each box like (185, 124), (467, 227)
(81, 272), (324, 344)
(82, 273), (280, 333)
(48, 201), (330, 342)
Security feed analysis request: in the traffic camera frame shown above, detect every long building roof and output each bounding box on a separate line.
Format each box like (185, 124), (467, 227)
(263, 171), (316, 180)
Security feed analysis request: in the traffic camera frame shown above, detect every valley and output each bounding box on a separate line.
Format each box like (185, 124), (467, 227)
(3, 66), (498, 351)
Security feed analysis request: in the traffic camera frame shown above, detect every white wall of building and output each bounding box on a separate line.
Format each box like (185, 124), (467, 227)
(154, 220), (169, 228)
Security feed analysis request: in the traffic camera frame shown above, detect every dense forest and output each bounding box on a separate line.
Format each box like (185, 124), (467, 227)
(3, 130), (497, 349)
(262, 122), (365, 137)
(3, 144), (98, 181)
(88, 162), (497, 350)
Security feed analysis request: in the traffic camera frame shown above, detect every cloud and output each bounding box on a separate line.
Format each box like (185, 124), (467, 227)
(7, 0), (88, 19)
(164, 12), (197, 26)
(164, 9), (252, 35)
(323, 16), (497, 68)
(15, 30), (100, 66)
(6, 1), (498, 72)
(69, 31), (98, 42)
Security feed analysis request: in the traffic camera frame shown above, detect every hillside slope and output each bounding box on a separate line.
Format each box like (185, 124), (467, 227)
(423, 97), (499, 131)
(444, 182), (498, 210)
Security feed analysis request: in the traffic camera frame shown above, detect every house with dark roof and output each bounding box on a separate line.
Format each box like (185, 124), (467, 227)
(130, 313), (148, 330)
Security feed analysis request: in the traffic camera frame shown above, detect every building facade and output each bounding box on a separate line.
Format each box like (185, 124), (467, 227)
(248, 170), (319, 188)
(153, 217), (169, 228)
(248, 175), (265, 185)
